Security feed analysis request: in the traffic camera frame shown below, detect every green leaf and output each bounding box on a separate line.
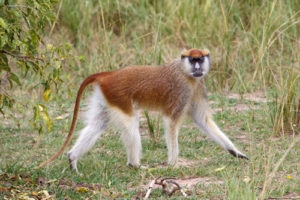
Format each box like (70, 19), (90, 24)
(0, 53), (10, 72)
(0, 17), (8, 29)
(29, 29), (40, 46)
(43, 88), (51, 102)
(42, 109), (53, 131)
(21, 11), (31, 28)
(38, 104), (46, 111)
(0, 53), (8, 64)
(34, 106), (40, 123)
(8, 72), (21, 86)
(67, 87), (72, 98)
(8, 79), (13, 88)
(0, 64), (10, 72)
(52, 68), (59, 80)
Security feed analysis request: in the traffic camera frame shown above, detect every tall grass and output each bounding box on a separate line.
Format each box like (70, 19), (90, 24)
(56, 0), (299, 135)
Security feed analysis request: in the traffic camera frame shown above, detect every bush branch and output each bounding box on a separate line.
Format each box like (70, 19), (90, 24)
(0, 50), (44, 62)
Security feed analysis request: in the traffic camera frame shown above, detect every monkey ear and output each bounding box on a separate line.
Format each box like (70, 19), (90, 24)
(181, 48), (187, 56)
(181, 48), (187, 54)
(202, 48), (210, 56)
(181, 48), (188, 59)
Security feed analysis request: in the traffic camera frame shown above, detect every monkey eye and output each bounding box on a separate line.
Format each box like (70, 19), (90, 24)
(189, 56), (204, 63)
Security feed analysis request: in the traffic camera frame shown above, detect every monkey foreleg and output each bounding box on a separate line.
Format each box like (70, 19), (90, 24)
(164, 117), (181, 166)
(194, 114), (248, 160)
(112, 110), (141, 167)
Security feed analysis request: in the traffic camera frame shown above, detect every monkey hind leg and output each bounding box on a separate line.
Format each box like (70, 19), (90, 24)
(68, 114), (109, 173)
(68, 85), (110, 173)
(68, 126), (103, 173)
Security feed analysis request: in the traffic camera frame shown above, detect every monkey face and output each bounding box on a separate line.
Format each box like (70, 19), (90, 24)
(181, 48), (210, 78)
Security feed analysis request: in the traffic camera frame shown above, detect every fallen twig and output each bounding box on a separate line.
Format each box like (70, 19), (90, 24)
(144, 180), (155, 200)
(144, 177), (187, 199)
(167, 180), (187, 197)
(267, 196), (300, 200)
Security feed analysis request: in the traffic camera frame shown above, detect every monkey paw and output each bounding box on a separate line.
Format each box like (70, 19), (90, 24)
(228, 149), (249, 160)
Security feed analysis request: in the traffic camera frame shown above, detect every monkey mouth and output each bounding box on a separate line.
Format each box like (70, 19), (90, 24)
(192, 71), (203, 77)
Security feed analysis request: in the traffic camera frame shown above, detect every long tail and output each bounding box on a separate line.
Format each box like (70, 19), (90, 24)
(35, 73), (101, 169)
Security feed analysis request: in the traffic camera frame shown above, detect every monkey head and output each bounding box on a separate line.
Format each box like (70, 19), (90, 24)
(181, 48), (210, 77)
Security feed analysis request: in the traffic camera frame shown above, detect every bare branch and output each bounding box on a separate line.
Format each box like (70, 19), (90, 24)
(144, 180), (155, 200)
(147, 177), (187, 197)
(7, 5), (36, 10)
(0, 50), (44, 62)
(0, 87), (27, 108)
(166, 180), (187, 197)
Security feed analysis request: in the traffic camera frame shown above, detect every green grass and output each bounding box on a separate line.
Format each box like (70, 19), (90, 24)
(1, 94), (299, 199)
(1, 0), (299, 199)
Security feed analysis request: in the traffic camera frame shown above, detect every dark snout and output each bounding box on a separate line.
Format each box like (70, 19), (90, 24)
(190, 56), (205, 77)
(192, 70), (203, 77)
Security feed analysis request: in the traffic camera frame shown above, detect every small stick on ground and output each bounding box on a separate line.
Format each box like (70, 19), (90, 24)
(144, 177), (187, 199)
(144, 179), (155, 200)
(166, 180), (187, 197)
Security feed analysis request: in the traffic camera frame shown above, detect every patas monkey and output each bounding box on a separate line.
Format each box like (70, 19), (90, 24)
(37, 48), (248, 173)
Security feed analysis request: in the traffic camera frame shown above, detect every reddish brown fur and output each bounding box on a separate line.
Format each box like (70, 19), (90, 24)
(98, 64), (194, 119)
(182, 48), (209, 57)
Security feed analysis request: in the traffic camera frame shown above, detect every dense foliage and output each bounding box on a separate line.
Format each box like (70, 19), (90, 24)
(0, 0), (72, 133)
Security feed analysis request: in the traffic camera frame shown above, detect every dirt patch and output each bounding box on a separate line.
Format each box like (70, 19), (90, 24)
(226, 90), (268, 103)
(57, 177), (102, 190)
(177, 157), (198, 167)
(182, 123), (197, 129)
(267, 192), (300, 200)
(210, 90), (268, 113)
(139, 124), (150, 137)
(211, 103), (260, 113)
(142, 157), (198, 169)
(235, 134), (250, 144)
(175, 177), (223, 188)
